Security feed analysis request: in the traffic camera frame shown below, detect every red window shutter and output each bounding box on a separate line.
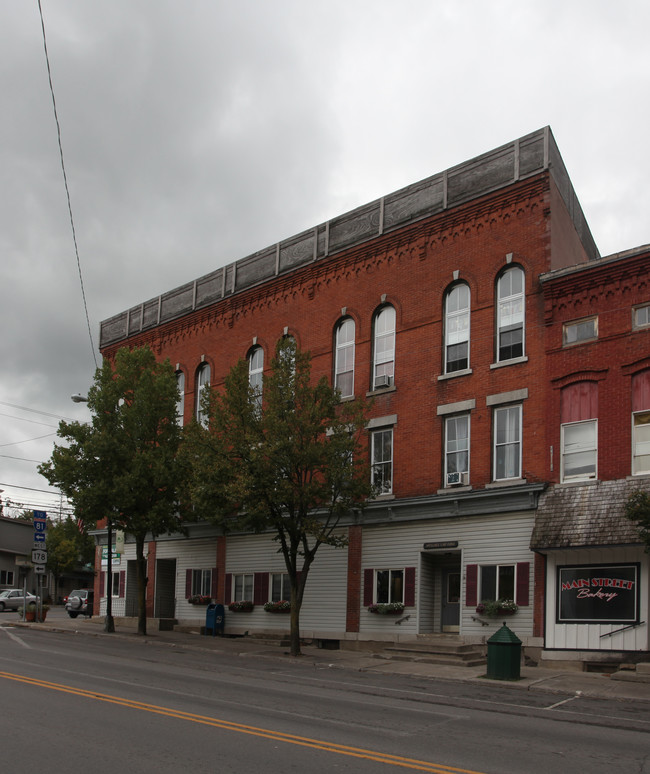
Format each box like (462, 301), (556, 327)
(404, 567), (416, 607)
(363, 569), (374, 607)
(253, 572), (268, 605)
(516, 562), (529, 606)
(99, 571), (105, 597)
(119, 571), (126, 598)
(465, 564), (478, 606)
(211, 568), (218, 599)
(632, 370), (650, 411)
(224, 573), (232, 603)
(185, 569), (192, 599)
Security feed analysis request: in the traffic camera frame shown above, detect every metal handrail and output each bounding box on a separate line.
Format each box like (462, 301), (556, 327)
(599, 621), (646, 639)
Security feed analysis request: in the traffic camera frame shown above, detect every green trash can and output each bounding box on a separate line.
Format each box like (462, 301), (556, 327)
(486, 623), (521, 680)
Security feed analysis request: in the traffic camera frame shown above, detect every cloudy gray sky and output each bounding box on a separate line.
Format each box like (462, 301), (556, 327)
(2, 0), (649, 517)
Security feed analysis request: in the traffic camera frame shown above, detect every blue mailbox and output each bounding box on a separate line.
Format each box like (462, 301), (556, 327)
(205, 603), (225, 636)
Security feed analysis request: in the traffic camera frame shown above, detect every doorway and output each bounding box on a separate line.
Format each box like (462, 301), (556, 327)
(155, 558), (176, 619)
(441, 567), (460, 632)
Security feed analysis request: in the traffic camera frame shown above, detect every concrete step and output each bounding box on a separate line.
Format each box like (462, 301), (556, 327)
(378, 639), (486, 668)
(375, 652), (486, 668)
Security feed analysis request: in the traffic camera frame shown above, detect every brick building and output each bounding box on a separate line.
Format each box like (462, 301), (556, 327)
(95, 127), (648, 661)
(531, 245), (650, 665)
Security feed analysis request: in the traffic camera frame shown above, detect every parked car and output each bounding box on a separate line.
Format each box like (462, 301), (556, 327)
(65, 589), (94, 618)
(0, 589), (38, 612)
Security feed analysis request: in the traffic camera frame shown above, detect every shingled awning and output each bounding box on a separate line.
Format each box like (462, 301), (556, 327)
(531, 478), (646, 550)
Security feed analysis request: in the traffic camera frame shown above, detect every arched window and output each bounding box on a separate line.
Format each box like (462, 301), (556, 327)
(372, 306), (396, 390)
(444, 284), (470, 373)
(195, 363), (210, 426)
(496, 266), (525, 362)
(248, 346), (264, 409)
(176, 371), (185, 426)
(334, 318), (355, 398)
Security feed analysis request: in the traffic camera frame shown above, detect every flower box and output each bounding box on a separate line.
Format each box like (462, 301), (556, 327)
(475, 599), (518, 617)
(263, 600), (291, 613)
(228, 601), (254, 612)
(367, 603), (405, 615)
(187, 595), (212, 605)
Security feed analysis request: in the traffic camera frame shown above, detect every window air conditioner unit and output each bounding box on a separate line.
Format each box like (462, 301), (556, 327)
(375, 374), (391, 389)
(447, 471), (469, 486)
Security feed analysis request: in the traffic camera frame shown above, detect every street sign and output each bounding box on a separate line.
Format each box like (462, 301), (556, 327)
(33, 511), (47, 545)
(32, 549), (47, 564)
(34, 565), (46, 575)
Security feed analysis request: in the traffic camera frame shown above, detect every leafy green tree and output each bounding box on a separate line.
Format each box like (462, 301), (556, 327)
(625, 488), (650, 551)
(39, 346), (183, 635)
(46, 517), (95, 601)
(182, 338), (372, 656)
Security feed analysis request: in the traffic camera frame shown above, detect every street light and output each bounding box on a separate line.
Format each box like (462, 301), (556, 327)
(71, 393), (114, 633)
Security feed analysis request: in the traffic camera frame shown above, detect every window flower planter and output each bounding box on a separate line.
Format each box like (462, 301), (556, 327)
(228, 601), (254, 612)
(263, 600), (291, 613)
(367, 603), (405, 615)
(475, 599), (518, 617)
(188, 595), (212, 605)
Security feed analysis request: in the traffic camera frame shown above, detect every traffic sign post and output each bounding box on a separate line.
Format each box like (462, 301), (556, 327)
(32, 511), (48, 621)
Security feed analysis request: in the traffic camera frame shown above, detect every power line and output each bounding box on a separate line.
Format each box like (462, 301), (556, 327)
(0, 400), (76, 422)
(0, 432), (57, 449)
(37, 0), (98, 370)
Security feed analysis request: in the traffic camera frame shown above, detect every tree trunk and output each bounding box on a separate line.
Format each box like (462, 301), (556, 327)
(135, 537), (148, 635)
(289, 601), (301, 656)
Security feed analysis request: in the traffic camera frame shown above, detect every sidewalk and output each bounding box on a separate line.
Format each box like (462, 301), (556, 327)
(10, 613), (650, 704)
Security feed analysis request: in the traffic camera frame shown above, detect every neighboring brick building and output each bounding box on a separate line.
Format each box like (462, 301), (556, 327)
(97, 127), (644, 661)
(531, 246), (650, 665)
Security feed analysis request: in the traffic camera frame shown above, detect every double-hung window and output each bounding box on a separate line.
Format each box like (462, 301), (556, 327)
(560, 381), (598, 482)
(110, 571), (121, 598)
(270, 572), (291, 602)
(562, 420), (597, 481)
(335, 318), (355, 398)
(493, 405), (522, 480)
(375, 569), (404, 604)
(633, 412), (650, 475)
(371, 428), (393, 495)
(195, 362), (210, 426)
(445, 414), (469, 486)
(192, 569), (213, 598)
(496, 267), (525, 362)
(372, 306), (396, 389)
(248, 347), (264, 410)
(444, 284), (470, 373)
(231, 573), (253, 602)
(480, 564), (515, 602)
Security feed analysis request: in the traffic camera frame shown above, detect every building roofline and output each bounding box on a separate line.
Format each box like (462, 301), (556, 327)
(101, 126), (598, 349)
(540, 243), (650, 284)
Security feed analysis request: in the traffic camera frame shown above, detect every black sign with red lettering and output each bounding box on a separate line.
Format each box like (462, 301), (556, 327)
(557, 564), (639, 624)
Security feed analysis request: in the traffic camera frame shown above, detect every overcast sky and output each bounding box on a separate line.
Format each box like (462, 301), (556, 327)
(2, 0), (649, 518)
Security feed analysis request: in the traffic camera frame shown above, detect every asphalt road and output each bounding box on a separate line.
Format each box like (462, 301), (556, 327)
(1, 617), (649, 773)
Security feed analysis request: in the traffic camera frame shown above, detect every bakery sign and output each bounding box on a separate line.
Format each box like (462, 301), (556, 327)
(557, 564), (639, 624)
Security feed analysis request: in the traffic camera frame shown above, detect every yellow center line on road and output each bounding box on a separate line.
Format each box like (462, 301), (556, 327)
(0, 669), (486, 774)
